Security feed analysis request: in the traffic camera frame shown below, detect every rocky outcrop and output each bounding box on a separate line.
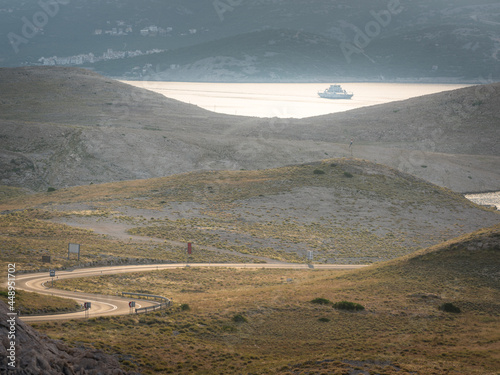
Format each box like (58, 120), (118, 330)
(0, 301), (134, 374)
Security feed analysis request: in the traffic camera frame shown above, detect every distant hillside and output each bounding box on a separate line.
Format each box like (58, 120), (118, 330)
(94, 27), (500, 82)
(0, 67), (498, 192)
(1, 158), (498, 269)
(0, 0), (499, 81)
(91, 29), (368, 82)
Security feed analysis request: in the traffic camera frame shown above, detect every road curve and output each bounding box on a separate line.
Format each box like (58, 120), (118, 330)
(17, 263), (368, 322)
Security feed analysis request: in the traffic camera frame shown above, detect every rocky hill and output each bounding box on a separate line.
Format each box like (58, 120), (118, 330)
(0, 301), (134, 374)
(1, 158), (498, 269)
(0, 66), (498, 193)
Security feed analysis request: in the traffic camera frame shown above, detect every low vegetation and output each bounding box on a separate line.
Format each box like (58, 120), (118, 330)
(332, 301), (365, 311)
(41, 225), (499, 374)
(1, 158), (496, 271)
(310, 297), (332, 305)
(0, 155), (498, 373)
(0, 289), (80, 315)
(439, 302), (461, 313)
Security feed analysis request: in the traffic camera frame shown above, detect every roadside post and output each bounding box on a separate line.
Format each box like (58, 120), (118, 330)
(49, 269), (55, 287)
(187, 242), (192, 265)
(84, 302), (91, 319)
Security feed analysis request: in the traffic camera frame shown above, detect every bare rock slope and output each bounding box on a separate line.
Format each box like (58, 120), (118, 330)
(0, 301), (133, 374)
(0, 67), (498, 193)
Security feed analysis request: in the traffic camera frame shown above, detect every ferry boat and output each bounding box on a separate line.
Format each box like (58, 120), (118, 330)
(318, 84), (353, 99)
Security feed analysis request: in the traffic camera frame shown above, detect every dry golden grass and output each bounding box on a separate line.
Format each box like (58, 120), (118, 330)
(1, 159), (498, 373)
(0, 289), (79, 315)
(3, 158), (495, 268)
(0, 209), (251, 273)
(39, 225), (500, 374)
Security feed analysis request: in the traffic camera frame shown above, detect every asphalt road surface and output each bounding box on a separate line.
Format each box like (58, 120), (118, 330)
(17, 263), (367, 322)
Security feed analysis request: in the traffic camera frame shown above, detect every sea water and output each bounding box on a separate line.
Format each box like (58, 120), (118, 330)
(465, 192), (500, 210)
(122, 81), (471, 118)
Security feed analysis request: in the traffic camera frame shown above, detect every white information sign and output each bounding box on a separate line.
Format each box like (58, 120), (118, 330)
(68, 243), (81, 260)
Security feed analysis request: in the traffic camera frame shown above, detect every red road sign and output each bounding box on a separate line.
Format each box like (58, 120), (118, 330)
(187, 242), (192, 255)
(129, 301), (135, 308)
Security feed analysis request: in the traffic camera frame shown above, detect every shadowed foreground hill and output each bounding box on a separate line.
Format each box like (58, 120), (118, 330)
(0, 67), (498, 192)
(0, 301), (133, 374)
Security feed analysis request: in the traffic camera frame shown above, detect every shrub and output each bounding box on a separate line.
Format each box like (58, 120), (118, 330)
(439, 303), (461, 313)
(318, 317), (330, 322)
(232, 313), (247, 323)
(333, 301), (365, 311)
(180, 303), (190, 311)
(311, 297), (332, 305)
(343, 171), (353, 178)
(313, 169), (325, 175)
(47, 187), (56, 192)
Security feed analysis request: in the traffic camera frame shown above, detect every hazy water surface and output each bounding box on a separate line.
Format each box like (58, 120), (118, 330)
(465, 192), (500, 210)
(123, 81), (471, 118)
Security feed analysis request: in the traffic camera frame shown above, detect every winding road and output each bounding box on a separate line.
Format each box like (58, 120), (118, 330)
(16, 263), (367, 322)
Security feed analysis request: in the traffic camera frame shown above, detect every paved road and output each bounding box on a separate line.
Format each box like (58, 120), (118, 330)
(17, 263), (367, 322)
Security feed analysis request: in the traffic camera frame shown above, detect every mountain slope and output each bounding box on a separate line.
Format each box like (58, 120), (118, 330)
(1, 158), (498, 270)
(1, 0), (499, 81)
(0, 67), (498, 192)
(94, 25), (500, 82)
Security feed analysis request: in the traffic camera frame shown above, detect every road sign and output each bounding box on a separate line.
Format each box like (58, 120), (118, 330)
(84, 302), (91, 310)
(68, 243), (81, 260)
(49, 270), (55, 277)
(129, 301), (135, 308)
(187, 242), (192, 255)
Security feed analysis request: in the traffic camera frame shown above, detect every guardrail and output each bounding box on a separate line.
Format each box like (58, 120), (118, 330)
(122, 292), (172, 314)
(135, 301), (171, 314)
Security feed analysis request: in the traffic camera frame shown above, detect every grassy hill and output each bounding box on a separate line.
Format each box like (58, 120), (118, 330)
(33, 224), (500, 374)
(0, 67), (499, 193)
(1, 159), (497, 272)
